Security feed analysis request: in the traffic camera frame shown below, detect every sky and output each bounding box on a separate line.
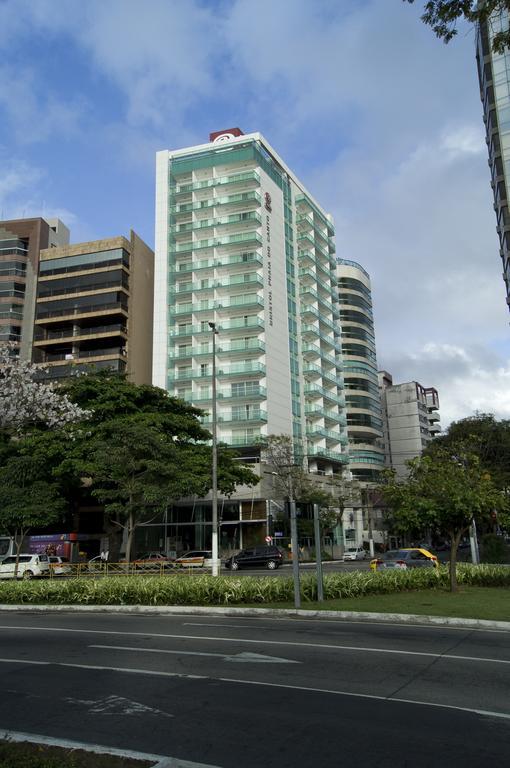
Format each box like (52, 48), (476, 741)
(1, 0), (509, 428)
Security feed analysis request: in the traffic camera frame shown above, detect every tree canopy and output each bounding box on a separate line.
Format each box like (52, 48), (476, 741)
(0, 371), (259, 561)
(62, 373), (258, 560)
(405, 1), (510, 53)
(429, 413), (510, 491)
(380, 446), (508, 590)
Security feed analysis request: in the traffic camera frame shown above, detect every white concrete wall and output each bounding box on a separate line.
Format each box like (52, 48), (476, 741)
(260, 170), (293, 437)
(153, 150), (170, 388)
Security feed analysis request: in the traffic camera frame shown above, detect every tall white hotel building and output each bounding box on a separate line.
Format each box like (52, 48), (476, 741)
(154, 128), (348, 491)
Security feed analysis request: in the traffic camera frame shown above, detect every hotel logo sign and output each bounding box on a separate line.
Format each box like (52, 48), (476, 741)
(264, 192), (272, 212)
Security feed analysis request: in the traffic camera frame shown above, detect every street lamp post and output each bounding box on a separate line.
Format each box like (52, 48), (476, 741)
(208, 321), (219, 576)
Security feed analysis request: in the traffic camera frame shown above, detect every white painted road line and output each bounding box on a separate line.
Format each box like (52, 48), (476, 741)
(0, 728), (222, 768)
(64, 694), (173, 717)
(91, 644), (300, 664)
(0, 657), (508, 722)
(0, 625), (507, 666)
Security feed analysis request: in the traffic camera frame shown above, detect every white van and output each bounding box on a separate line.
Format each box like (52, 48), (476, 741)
(0, 554), (50, 579)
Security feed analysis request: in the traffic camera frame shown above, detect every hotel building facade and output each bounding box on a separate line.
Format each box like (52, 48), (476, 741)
(154, 129), (348, 472)
(152, 129), (350, 553)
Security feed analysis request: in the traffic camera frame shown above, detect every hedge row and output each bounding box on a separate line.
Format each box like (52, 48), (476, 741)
(0, 564), (508, 606)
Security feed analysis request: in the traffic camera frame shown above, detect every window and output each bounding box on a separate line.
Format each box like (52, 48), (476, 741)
(200, 363), (209, 377)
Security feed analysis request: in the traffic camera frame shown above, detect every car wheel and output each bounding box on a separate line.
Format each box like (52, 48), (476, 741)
(231, 561), (239, 571)
(266, 560), (277, 570)
(23, 570), (34, 580)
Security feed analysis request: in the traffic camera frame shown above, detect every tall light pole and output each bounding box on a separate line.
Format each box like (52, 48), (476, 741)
(208, 321), (220, 576)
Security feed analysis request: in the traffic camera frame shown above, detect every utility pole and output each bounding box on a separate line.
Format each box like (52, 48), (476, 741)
(208, 321), (219, 576)
(313, 504), (324, 602)
(288, 471), (301, 609)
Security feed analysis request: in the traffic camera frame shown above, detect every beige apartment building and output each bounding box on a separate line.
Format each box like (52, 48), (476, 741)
(0, 217), (69, 358)
(33, 231), (154, 384)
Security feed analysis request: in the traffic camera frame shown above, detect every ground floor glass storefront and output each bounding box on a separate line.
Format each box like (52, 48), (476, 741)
(133, 499), (268, 557)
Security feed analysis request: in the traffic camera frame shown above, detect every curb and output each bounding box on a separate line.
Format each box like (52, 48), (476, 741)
(1, 603), (510, 630)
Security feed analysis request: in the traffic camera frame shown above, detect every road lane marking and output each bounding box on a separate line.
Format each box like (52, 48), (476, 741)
(91, 644), (300, 664)
(0, 729), (221, 767)
(0, 625), (506, 666)
(0, 657), (508, 722)
(65, 694), (173, 717)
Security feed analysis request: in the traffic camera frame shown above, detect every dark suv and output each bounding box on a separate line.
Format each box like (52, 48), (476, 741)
(224, 545), (284, 570)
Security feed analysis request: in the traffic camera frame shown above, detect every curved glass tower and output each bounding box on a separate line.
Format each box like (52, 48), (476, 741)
(336, 259), (384, 482)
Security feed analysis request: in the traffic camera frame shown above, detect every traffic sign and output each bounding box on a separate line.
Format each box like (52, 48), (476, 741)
(265, 535), (272, 543)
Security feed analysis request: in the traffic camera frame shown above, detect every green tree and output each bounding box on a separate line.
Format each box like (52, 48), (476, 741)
(404, 1), (510, 53)
(380, 447), (508, 591)
(0, 454), (65, 576)
(429, 413), (510, 494)
(61, 373), (257, 561)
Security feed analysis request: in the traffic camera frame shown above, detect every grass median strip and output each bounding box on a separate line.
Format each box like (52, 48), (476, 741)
(0, 565), (508, 620)
(257, 586), (510, 622)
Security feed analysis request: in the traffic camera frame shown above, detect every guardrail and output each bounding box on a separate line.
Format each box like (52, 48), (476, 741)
(48, 561), (211, 578)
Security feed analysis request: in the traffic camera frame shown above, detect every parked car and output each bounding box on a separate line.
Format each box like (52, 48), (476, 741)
(174, 550), (213, 568)
(0, 554), (49, 580)
(48, 556), (72, 576)
(224, 545), (284, 571)
(133, 553), (173, 569)
(343, 546), (367, 561)
(370, 548), (438, 571)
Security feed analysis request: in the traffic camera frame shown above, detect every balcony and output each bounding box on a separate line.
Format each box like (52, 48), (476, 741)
(192, 385), (266, 403)
(218, 317), (264, 333)
(222, 432), (262, 447)
(42, 347), (126, 365)
(307, 447), (349, 464)
(34, 323), (127, 345)
(218, 362), (266, 378)
(202, 410), (267, 425)
(216, 274), (263, 291)
(35, 301), (128, 322)
(217, 339), (265, 356)
(305, 406), (347, 426)
(173, 170), (260, 196)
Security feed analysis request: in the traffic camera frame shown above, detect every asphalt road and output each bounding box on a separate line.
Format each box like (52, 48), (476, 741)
(0, 611), (509, 767)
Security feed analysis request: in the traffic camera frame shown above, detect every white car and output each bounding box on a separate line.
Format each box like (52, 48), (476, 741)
(0, 554), (50, 579)
(174, 550), (213, 568)
(343, 546), (367, 561)
(48, 556), (72, 576)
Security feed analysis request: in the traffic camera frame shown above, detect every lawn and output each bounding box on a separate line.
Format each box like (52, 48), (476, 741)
(263, 586), (510, 621)
(0, 741), (151, 768)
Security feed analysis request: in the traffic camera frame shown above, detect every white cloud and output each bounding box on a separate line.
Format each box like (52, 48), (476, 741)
(383, 342), (510, 427)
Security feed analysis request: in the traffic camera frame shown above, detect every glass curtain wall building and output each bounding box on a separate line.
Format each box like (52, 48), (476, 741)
(336, 259), (384, 483)
(154, 130), (348, 476)
(477, 10), (510, 307)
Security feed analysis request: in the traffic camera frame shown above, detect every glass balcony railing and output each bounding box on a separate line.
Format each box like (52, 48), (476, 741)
(201, 410), (267, 425)
(304, 406), (347, 425)
(223, 432), (262, 447)
(169, 190), (263, 215)
(175, 211), (261, 234)
(191, 385), (266, 402)
(307, 447), (349, 463)
(219, 317), (264, 332)
(218, 362), (266, 377)
(173, 170), (260, 195)
(217, 339), (265, 354)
